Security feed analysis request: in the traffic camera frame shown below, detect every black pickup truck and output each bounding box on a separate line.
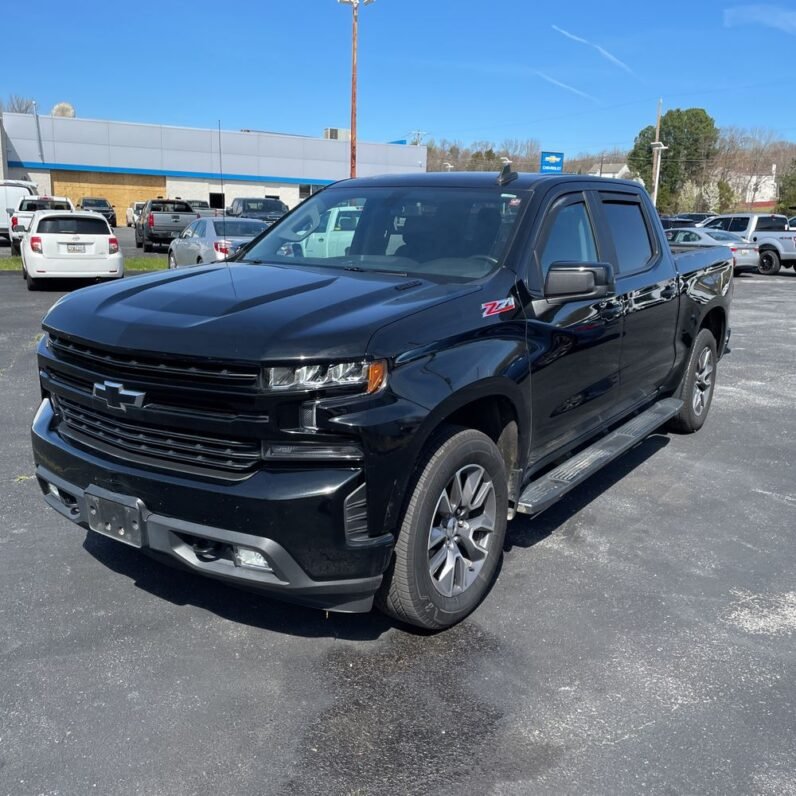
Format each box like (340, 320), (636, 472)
(31, 172), (733, 630)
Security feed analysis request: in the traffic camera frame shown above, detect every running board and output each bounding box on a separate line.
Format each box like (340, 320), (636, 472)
(515, 398), (683, 516)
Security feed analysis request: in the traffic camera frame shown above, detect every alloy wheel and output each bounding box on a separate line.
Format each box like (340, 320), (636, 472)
(427, 464), (496, 597)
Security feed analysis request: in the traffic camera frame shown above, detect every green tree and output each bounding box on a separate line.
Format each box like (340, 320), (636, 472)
(628, 108), (719, 212)
(775, 159), (796, 214)
(717, 180), (736, 213)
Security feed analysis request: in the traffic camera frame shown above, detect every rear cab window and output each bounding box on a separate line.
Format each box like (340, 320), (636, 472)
(20, 199), (70, 212)
(150, 201), (194, 213)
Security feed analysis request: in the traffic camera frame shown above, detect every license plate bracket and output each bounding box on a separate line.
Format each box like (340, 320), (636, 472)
(85, 490), (144, 548)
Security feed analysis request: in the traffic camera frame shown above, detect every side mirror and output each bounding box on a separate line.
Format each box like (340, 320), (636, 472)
(544, 261), (615, 302)
(225, 207), (234, 215)
(12, 223), (28, 233)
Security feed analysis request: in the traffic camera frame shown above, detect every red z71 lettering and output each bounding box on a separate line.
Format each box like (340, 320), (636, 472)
(481, 297), (515, 317)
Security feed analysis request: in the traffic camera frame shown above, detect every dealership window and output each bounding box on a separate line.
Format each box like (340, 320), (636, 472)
(299, 184), (324, 201)
(209, 192), (225, 210)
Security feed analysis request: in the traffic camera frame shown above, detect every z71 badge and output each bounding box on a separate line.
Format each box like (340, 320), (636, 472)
(481, 297), (516, 318)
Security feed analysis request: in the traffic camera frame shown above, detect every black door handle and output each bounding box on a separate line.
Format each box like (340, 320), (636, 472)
(661, 283), (677, 300)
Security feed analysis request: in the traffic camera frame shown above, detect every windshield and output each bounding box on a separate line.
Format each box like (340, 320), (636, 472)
(240, 186), (527, 282)
(706, 230), (742, 242)
(213, 219), (267, 237)
(82, 198), (110, 208)
(242, 199), (288, 213)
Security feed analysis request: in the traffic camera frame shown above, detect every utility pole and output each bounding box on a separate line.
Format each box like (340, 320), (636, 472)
(651, 98), (666, 208)
(338, 0), (374, 178)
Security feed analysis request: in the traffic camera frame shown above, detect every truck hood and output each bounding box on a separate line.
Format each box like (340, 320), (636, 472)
(43, 263), (479, 362)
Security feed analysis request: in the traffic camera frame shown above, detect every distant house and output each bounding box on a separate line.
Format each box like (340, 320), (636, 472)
(588, 162), (632, 179)
(727, 172), (777, 206)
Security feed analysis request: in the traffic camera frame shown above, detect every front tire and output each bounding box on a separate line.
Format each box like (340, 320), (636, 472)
(758, 250), (781, 275)
(377, 427), (508, 630)
(668, 328), (718, 433)
(168, 252), (177, 269)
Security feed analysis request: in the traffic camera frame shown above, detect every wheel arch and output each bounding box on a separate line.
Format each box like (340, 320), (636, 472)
(699, 306), (726, 357)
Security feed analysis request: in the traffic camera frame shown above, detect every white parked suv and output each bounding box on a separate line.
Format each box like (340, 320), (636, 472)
(21, 211), (124, 291)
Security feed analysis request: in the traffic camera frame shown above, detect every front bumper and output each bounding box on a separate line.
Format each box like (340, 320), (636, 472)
(32, 400), (392, 613)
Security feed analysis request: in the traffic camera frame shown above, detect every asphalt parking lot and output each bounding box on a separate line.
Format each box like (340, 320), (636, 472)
(0, 269), (794, 795)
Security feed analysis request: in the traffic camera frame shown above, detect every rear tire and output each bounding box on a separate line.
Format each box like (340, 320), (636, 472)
(10, 240), (20, 256)
(25, 271), (39, 291)
(376, 427), (508, 630)
(135, 233), (142, 249)
(758, 250), (781, 275)
(668, 328), (718, 434)
(142, 239), (152, 253)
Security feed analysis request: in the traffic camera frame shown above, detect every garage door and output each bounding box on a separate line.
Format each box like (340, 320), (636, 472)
(51, 171), (167, 226)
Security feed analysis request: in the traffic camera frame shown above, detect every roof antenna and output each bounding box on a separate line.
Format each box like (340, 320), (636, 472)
(497, 158), (518, 186)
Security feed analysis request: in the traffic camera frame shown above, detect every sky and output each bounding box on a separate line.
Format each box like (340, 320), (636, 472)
(3, 0), (796, 157)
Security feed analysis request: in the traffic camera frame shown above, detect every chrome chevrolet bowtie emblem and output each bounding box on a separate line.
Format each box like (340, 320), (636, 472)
(93, 380), (145, 411)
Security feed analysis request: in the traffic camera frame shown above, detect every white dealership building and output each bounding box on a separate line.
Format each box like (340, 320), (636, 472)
(0, 112), (426, 213)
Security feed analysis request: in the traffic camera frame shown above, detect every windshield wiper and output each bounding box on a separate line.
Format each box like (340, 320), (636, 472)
(342, 265), (408, 277)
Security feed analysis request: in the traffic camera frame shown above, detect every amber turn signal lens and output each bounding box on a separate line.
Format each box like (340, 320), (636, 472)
(367, 360), (387, 394)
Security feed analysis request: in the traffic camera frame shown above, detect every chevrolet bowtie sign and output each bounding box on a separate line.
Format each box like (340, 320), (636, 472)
(93, 381), (146, 411)
(540, 151), (565, 173)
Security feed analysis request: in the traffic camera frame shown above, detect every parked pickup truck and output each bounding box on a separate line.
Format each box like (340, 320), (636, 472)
(702, 213), (796, 274)
(301, 205), (361, 258)
(31, 172), (733, 630)
(227, 197), (288, 226)
(8, 195), (74, 255)
(135, 199), (199, 251)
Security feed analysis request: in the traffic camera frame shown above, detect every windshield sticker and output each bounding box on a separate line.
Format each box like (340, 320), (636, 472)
(481, 297), (515, 318)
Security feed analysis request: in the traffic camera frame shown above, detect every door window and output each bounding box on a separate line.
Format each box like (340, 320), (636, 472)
(539, 200), (598, 272)
(601, 200), (653, 274)
(728, 217), (749, 233)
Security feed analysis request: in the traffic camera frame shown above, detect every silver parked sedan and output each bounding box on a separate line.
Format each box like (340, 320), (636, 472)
(167, 217), (268, 268)
(665, 227), (760, 273)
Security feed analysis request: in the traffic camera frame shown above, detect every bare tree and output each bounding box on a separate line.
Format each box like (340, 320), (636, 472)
(0, 94), (36, 114)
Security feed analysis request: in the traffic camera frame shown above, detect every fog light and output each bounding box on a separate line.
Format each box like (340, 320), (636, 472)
(233, 546), (272, 571)
(47, 483), (60, 498)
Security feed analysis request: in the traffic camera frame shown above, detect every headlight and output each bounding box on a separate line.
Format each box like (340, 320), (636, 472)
(264, 360), (387, 393)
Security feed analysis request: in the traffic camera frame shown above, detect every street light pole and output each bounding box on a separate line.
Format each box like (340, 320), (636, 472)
(339, 0), (373, 178)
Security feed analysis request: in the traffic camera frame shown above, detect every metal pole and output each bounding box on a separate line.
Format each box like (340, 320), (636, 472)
(349, 1), (358, 178)
(651, 98), (663, 206)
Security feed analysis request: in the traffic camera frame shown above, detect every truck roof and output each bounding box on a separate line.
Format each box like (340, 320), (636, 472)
(337, 172), (643, 191)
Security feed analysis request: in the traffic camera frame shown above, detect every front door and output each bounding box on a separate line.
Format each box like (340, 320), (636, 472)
(522, 189), (624, 467)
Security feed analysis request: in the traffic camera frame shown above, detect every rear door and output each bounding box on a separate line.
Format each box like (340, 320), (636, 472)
(594, 189), (679, 407)
(173, 221), (198, 265)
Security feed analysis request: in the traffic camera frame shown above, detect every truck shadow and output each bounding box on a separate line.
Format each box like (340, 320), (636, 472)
(505, 434), (670, 551)
(81, 532), (394, 641)
(81, 434), (669, 641)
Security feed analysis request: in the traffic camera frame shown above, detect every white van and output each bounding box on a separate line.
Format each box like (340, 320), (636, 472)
(1, 180), (38, 240)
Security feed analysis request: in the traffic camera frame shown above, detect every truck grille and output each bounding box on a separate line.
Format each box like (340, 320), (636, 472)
(56, 396), (261, 477)
(48, 334), (260, 388)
